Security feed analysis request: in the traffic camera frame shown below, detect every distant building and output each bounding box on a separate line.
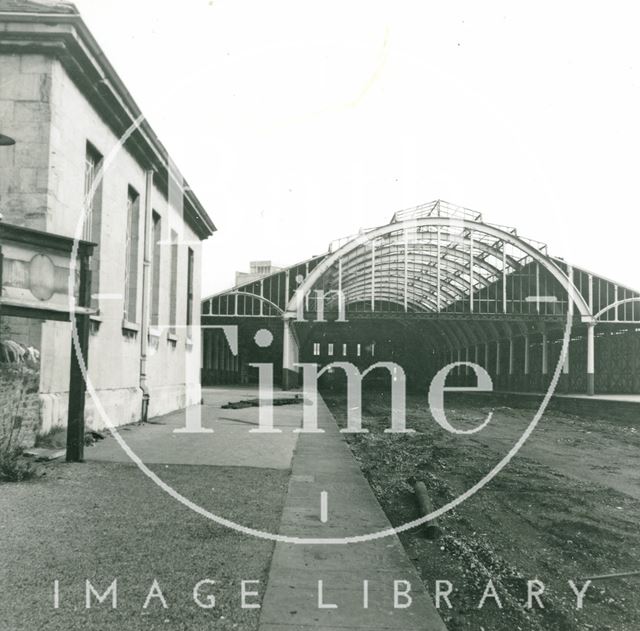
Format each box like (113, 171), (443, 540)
(203, 200), (640, 395)
(0, 0), (216, 434)
(235, 260), (281, 286)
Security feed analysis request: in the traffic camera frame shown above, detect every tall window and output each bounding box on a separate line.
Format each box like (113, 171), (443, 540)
(169, 230), (178, 335)
(123, 186), (140, 323)
(84, 142), (103, 308)
(186, 247), (194, 336)
(150, 211), (162, 327)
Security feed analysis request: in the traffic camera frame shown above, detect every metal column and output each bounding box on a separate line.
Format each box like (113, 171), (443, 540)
(586, 322), (595, 395)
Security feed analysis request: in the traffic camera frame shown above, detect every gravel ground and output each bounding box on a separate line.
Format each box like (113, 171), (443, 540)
(0, 461), (289, 631)
(323, 389), (640, 631)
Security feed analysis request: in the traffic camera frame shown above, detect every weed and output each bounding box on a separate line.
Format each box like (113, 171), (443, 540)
(0, 364), (39, 482)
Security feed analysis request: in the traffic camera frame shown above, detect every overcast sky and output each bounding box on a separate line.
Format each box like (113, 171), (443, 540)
(73, 0), (640, 296)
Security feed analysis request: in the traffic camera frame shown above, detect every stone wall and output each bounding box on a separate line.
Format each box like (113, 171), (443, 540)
(1, 49), (204, 433)
(0, 364), (40, 449)
(0, 53), (52, 229)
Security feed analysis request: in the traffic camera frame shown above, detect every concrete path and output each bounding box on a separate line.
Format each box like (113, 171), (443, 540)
(258, 396), (447, 631)
(498, 390), (640, 403)
(85, 385), (446, 629)
(88, 386), (302, 469)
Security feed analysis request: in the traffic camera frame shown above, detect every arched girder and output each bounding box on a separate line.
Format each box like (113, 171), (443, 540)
(457, 321), (489, 351)
(330, 265), (466, 308)
(334, 236), (514, 292)
(438, 320), (466, 351)
(448, 321), (475, 350)
(359, 224), (525, 272)
(434, 322), (458, 353)
(481, 320), (502, 342)
(387, 319), (446, 354)
(341, 286), (441, 312)
(336, 249), (501, 293)
(337, 241), (505, 283)
(450, 321), (482, 355)
(337, 274), (463, 310)
(426, 325), (456, 352)
(467, 319), (495, 347)
(331, 238), (499, 284)
(286, 218), (592, 320)
(401, 228), (524, 270)
(385, 317), (457, 352)
(410, 321), (451, 354)
(235, 290), (285, 315)
(456, 320), (485, 347)
(594, 297), (640, 322)
(212, 290), (285, 316)
(344, 296), (414, 312)
(499, 322), (515, 340)
(501, 321), (518, 341)
(338, 258), (482, 301)
(344, 277), (466, 311)
(336, 259), (488, 295)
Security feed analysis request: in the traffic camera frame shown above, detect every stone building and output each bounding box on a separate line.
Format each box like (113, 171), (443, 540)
(0, 0), (216, 434)
(234, 260), (282, 287)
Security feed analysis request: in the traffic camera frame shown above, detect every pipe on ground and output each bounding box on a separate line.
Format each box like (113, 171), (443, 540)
(413, 480), (442, 540)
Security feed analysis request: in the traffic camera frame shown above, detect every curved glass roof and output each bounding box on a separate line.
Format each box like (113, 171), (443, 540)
(204, 200), (640, 326)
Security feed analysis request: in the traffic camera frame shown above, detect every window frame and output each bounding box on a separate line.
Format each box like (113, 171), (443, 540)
(168, 229), (179, 337)
(150, 210), (162, 329)
(186, 246), (194, 338)
(84, 141), (103, 312)
(123, 186), (141, 325)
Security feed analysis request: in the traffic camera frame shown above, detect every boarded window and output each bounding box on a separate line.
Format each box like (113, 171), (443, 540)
(169, 229), (178, 334)
(150, 211), (161, 327)
(123, 186), (140, 323)
(186, 247), (194, 335)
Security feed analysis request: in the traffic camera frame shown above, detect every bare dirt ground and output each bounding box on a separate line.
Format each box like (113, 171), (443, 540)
(0, 461), (287, 630)
(323, 390), (640, 631)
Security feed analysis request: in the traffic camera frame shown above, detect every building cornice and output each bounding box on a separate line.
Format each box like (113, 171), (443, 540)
(0, 10), (216, 240)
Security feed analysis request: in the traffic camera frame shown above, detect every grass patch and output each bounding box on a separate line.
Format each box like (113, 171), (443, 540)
(0, 447), (37, 482)
(0, 364), (40, 482)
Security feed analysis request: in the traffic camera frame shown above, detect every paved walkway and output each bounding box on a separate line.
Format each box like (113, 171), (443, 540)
(87, 386), (446, 630)
(89, 386), (302, 469)
(499, 391), (640, 403)
(258, 396), (447, 631)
